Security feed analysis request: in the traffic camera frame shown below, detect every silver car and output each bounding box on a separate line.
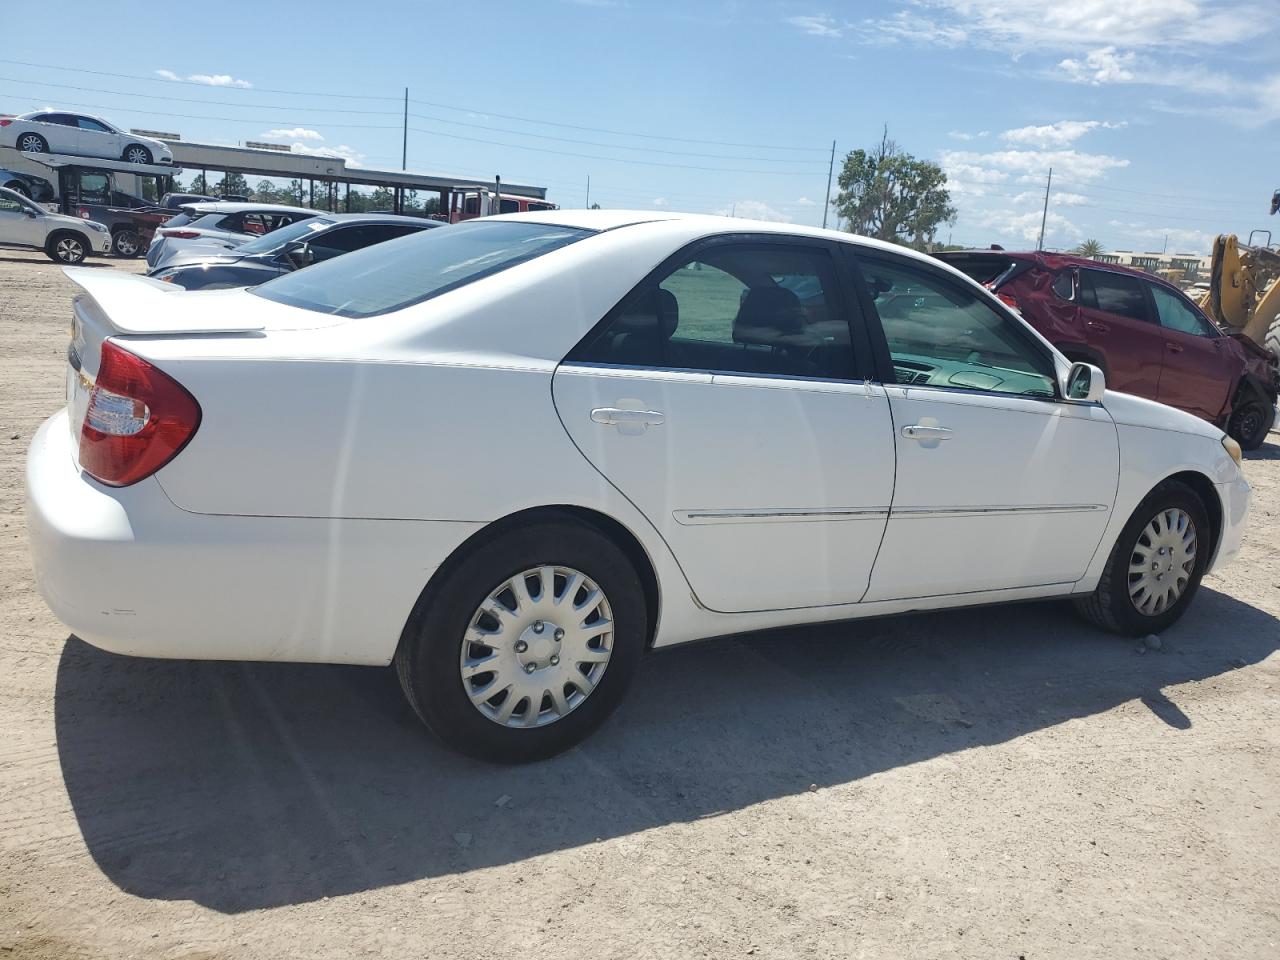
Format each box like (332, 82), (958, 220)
(0, 111), (173, 165)
(146, 202), (320, 269)
(0, 186), (111, 263)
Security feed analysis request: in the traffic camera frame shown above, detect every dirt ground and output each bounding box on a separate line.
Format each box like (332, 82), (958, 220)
(1, 248), (1278, 959)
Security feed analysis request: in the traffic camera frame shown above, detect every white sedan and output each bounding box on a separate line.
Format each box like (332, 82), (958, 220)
(1, 111), (173, 165)
(26, 211), (1251, 762)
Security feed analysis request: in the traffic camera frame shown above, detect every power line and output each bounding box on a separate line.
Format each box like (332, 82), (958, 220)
(0, 58), (829, 153)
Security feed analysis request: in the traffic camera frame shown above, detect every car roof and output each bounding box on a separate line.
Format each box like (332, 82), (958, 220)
(309, 213), (443, 226)
(182, 201), (319, 215)
(487, 209), (952, 268)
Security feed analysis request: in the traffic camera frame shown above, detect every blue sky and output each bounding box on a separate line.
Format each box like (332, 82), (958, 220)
(5, 0), (1277, 253)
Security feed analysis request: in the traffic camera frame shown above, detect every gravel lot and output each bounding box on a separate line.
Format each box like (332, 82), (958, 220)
(1, 248), (1278, 959)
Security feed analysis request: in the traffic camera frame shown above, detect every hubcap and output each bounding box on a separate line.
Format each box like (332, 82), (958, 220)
(1238, 407), (1262, 440)
(460, 565), (613, 728)
(1128, 508), (1197, 616)
(56, 239), (82, 261)
(116, 234), (138, 254)
(126, 147), (147, 163)
(20, 135), (43, 152)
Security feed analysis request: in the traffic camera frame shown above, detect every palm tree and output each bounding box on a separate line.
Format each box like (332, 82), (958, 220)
(1076, 239), (1104, 259)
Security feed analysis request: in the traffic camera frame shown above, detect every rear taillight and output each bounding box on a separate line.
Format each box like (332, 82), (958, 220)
(0, 119), (12, 127)
(79, 341), (201, 487)
(161, 229), (201, 239)
(984, 283), (1021, 313)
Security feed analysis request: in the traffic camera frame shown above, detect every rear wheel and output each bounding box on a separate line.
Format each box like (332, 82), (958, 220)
(1074, 480), (1210, 635)
(394, 520), (647, 763)
(112, 229), (142, 258)
(3, 180), (30, 199)
(45, 232), (87, 265)
(1227, 395), (1276, 450)
(122, 144), (152, 164)
(17, 133), (47, 153)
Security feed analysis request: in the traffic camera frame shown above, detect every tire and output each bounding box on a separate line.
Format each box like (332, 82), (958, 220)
(45, 232), (88, 265)
(1227, 395), (1276, 450)
(122, 144), (152, 165)
(1265, 314), (1280, 365)
(1074, 479), (1211, 636)
(4, 180), (30, 199)
(17, 133), (47, 153)
(394, 519), (647, 763)
(112, 229), (142, 258)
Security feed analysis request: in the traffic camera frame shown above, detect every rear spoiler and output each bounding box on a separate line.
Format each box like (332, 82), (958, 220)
(62, 267), (266, 335)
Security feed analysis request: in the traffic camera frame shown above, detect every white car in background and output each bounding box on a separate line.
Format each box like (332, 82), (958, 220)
(145, 201), (320, 269)
(0, 186), (110, 263)
(0, 111), (173, 165)
(26, 211), (1251, 763)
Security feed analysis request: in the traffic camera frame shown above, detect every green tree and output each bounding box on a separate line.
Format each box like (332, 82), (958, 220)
(1075, 239), (1104, 259)
(833, 127), (956, 249)
(216, 171), (251, 198)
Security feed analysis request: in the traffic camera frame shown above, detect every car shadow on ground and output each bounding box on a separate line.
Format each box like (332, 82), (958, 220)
(0, 256), (112, 268)
(1245, 434), (1280, 461)
(55, 586), (1277, 914)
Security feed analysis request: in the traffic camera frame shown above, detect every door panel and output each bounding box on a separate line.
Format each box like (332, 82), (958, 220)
(554, 366), (896, 612)
(1148, 282), (1234, 422)
(864, 387), (1118, 600)
(0, 198), (43, 247)
(1078, 269), (1164, 399)
(39, 115), (80, 154)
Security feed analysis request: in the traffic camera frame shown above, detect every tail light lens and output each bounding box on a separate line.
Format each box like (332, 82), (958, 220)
(79, 341), (201, 486)
(162, 229), (201, 239)
(0, 119), (12, 127)
(984, 282), (1021, 314)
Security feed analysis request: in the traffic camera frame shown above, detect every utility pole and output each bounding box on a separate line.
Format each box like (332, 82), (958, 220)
(586, 175), (590, 208)
(1037, 167), (1053, 250)
(822, 139), (836, 229)
(401, 88), (409, 171)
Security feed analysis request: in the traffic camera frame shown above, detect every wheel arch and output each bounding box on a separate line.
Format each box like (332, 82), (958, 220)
(45, 228), (90, 256)
(402, 504), (662, 652)
(1158, 469), (1223, 564)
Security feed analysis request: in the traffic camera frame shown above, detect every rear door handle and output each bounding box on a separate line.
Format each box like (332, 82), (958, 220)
(901, 424), (953, 441)
(1086, 320), (1110, 333)
(1166, 341), (1184, 353)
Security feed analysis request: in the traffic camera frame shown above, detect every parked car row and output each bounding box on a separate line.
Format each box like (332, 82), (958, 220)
(27, 211), (1253, 762)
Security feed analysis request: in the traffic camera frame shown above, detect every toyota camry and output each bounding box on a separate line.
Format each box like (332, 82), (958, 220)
(26, 211), (1251, 762)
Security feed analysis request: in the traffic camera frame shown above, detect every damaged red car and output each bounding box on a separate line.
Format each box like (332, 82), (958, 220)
(937, 251), (1279, 449)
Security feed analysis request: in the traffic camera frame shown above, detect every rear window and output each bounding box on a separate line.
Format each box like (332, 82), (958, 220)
(252, 220), (593, 318)
(163, 212), (193, 228)
(936, 253), (1018, 286)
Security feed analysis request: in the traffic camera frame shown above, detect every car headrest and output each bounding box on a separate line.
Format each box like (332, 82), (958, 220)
(614, 287), (679, 340)
(733, 286), (803, 345)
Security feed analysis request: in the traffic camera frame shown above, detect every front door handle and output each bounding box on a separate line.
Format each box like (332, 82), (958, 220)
(1086, 320), (1110, 333)
(901, 424), (953, 441)
(1166, 341), (1184, 353)
(591, 406), (666, 435)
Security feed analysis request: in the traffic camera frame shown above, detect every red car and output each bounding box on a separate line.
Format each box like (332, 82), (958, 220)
(937, 251), (1279, 449)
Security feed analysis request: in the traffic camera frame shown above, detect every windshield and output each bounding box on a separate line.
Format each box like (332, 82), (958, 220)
(236, 217), (334, 254)
(252, 220), (592, 318)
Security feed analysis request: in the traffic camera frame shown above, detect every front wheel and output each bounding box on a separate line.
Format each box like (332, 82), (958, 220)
(112, 229), (142, 258)
(1227, 397), (1276, 451)
(122, 144), (152, 164)
(1074, 480), (1211, 635)
(394, 520), (647, 763)
(46, 232), (87, 265)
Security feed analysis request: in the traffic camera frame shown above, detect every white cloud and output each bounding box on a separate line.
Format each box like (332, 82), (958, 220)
(786, 15), (845, 38)
(652, 197), (669, 207)
(1107, 221), (1215, 254)
(262, 127), (323, 142)
(715, 199), (792, 222)
(861, 1), (1257, 53)
(1058, 46), (1136, 84)
(156, 68), (251, 88)
(947, 130), (990, 141)
(943, 148), (1129, 185)
(290, 143), (364, 167)
(795, 196), (817, 206)
(1000, 119), (1125, 148)
(974, 208), (1084, 247)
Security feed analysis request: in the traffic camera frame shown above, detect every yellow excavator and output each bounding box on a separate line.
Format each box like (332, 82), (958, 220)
(1197, 191), (1280, 362)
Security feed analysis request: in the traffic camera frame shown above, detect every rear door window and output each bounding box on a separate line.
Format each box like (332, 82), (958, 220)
(1080, 269), (1149, 322)
(1051, 270), (1075, 300)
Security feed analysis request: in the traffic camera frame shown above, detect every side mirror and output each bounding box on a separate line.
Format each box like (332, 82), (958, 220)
(1064, 361), (1106, 402)
(23, 209), (37, 218)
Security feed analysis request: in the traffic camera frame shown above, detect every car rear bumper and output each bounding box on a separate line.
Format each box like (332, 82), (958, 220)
(1208, 473), (1250, 574)
(26, 410), (481, 665)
